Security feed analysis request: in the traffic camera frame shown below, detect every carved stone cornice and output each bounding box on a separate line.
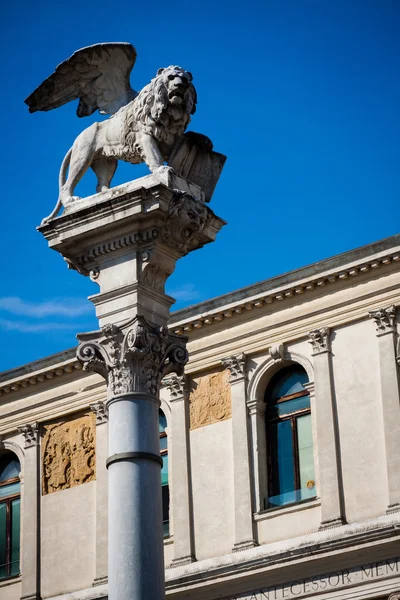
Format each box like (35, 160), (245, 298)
(77, 315), (188, 398)
(221, 353), (246, 383)
(369, 305), (396, 336)
(171, 250), (400, 335)
(388, 593), (400, 600)
(268, 343), (285, 362)
(90, 401), (109, 425)
(164, 374), (188, 402)
(308, 327), (331, 355)
(18, 423), (39, 448)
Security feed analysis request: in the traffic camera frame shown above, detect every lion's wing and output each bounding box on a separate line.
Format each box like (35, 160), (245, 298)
(25, 42), (137, 117)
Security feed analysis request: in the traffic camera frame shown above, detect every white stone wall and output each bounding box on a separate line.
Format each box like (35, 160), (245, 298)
(190, 420), (235, 559)
(41, 483), (96, 597)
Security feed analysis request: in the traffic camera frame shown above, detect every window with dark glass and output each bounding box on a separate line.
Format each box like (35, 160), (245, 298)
(159, 411), (169, 537)
(265, 366), (316, 508)
(0, 452), (21, 579)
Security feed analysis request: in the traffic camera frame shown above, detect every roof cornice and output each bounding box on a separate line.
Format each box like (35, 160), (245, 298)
(170, 242), (400, 334)
(1, 234), (400, 396)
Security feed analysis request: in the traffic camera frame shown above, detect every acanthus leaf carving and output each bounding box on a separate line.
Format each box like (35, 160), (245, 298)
(90, 401), (109, 425)
(221, 353), (246, 382)
(18, 422), (39, 448)
(77, 315), (188, 398)
(308, 327), (331, 354)
(164, 373), (187, 401)
(369, 305), (396, 335)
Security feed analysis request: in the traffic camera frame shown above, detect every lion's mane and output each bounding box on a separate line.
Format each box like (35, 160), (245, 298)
(117, 66), (197, 159)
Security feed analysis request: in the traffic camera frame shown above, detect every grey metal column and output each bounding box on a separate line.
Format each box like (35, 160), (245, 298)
(107, 392), (164, 599)
(78, 317), (188, 600)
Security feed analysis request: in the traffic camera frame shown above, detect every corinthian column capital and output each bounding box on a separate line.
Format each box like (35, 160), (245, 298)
(164, 373), (188, 402)
(77, 315), (188, 399)
(369, 305), (396, 336)
(18, 422), (39, 449)
(308, 327), (331, 355)
(221, 353), (246, 383)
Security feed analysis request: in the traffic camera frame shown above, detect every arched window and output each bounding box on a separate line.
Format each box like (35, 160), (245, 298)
(0, 452), (21, 579)
(159, 410), (169, 537)
(265, 365), (316, 508)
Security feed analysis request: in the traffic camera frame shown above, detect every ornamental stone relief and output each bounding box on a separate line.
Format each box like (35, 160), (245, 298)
(189, 369), (231, 430)
(42, 412), (96, 495)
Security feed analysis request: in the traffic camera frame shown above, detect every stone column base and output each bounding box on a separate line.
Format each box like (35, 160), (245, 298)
(92, 576), (108, 587)
(232, 539), (258, 552)
(170, 555), (196, 567)
(319, 517), (346, 530)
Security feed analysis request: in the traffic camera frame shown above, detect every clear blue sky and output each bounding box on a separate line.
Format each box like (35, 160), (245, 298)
(1, 0), (399, 371)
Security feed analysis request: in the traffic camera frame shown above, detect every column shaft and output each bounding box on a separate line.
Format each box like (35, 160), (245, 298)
(308, 328), (345, 528)
(107, 393), (164, 600)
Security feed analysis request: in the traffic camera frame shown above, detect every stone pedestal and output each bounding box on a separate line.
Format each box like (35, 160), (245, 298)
(38, 171), (225, 600)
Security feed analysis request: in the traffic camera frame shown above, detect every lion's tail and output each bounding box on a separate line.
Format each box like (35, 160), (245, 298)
(59, 147), (72, 188)
(40, 148), (73, 226)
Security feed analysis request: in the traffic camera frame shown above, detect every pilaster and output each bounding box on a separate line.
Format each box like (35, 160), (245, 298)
(90, 402), (109, 586)
(369, 306), (400, 513)
(222, 354), (257, 549)
(165, 375), (195, 565)
(18, 423), (40, 600)
(247, 398), (267, 513)
(308, 328), (345, 529)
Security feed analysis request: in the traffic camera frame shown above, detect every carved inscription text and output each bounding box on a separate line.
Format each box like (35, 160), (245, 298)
(189, 370), (231, 430)
(42, 412), (96, 495)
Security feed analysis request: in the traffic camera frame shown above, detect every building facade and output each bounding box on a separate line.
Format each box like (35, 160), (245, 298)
(1, 234), (400, 600)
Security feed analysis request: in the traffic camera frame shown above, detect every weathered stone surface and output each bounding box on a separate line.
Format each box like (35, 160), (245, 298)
(42, 412), (96, 494)
(26, 43), (225, 222)
(189, 369), (231, 429)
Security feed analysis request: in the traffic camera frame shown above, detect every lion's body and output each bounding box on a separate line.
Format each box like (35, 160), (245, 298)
(56, 66), (196, 213)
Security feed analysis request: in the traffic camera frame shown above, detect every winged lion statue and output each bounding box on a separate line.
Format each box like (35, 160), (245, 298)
(26, 43), (225, 223)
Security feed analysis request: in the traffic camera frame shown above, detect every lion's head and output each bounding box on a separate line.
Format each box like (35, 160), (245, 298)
(123, 66), (197, 153)
(152, 66), (197, 118)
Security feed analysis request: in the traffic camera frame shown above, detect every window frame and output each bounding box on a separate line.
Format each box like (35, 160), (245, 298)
(0, 467), (21, 580)
(265, 368), (316, 509)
